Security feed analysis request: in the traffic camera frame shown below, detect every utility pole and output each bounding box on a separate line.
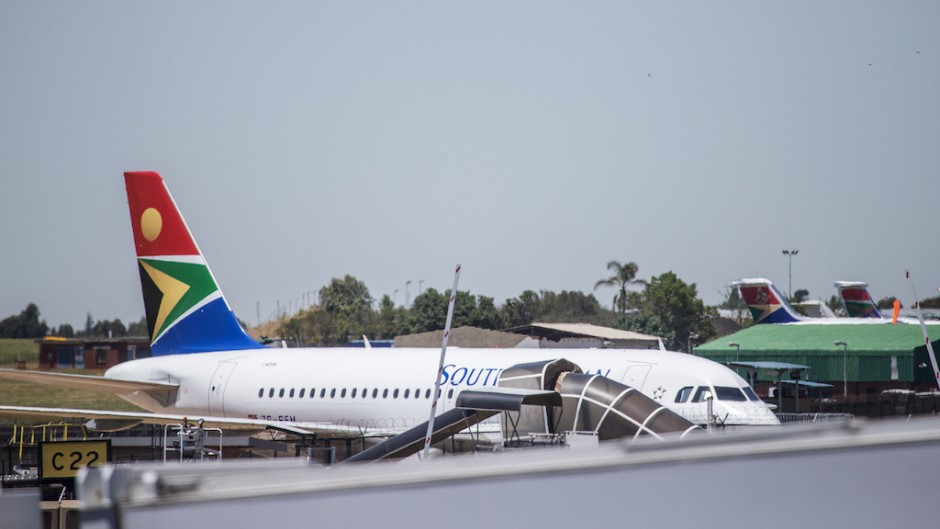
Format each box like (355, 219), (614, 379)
(782, 249), (799, 299)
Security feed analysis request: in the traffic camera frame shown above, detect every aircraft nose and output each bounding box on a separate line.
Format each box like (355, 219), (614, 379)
(749, 404), (780, 425)
(723, 402), (781, 426)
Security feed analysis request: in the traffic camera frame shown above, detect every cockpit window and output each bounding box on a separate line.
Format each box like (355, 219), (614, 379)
(742, 386), (760, 401)
(692, 387), (712, 402)
(675, 386), (694, 403)
(713, 386), (748, 402)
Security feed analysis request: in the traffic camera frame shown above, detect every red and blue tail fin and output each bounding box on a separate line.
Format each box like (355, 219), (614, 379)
(732, 278), (802, 324)
(125, 171), (263, 355)
(834, 281), (883, 319)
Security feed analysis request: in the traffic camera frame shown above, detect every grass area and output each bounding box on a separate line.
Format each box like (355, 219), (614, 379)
(0, 369), (144, 412)
(0, 338), (38, 367)
(0, 353), (145, 427)
(1, 339), (141, 412)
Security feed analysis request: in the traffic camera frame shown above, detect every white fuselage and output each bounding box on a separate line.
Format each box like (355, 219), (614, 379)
(105, 347), (780, 429)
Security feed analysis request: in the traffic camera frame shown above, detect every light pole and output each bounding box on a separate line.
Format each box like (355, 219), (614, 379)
(835, 341), (848, 398)
(728, 342), (743, 380)
(782, 249), (799, 299)
(405, 280), (412, 307)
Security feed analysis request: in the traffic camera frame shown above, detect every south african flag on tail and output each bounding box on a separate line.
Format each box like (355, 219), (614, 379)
(125, 171), (263, 355)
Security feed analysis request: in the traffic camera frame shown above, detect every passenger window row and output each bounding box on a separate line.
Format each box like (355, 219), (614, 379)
(256, 387), (457, 400)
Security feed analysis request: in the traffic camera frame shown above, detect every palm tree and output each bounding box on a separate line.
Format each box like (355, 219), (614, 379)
(594, 260), (645, 318)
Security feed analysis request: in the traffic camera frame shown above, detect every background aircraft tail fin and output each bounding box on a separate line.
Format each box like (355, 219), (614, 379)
(834, 281), (883, 319)
(124, 171), (263, 355)
(731, 278), (802, 324)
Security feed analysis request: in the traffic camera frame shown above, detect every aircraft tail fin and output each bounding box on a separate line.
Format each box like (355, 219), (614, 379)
(834, 281), (883, 319)
(124, 171), (263, 355)
(731, 278), (802, 324)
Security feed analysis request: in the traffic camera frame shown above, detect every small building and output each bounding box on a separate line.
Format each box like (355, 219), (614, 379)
(504, 322), (661, 349)
(694, 323), (940, 396)
(37, 337), (151, 370)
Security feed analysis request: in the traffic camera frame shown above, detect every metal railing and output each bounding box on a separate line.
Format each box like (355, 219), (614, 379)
(775, 413), (853, 424)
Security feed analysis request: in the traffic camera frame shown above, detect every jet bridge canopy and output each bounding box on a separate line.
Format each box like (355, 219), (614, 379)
(456, 388), (563, 411)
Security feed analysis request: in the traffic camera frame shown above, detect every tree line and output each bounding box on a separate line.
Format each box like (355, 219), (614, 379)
(278, 261), (718, 351)
(0, 303), (147, 339)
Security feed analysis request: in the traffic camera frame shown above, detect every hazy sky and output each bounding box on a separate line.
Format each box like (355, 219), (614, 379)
(2, 2), (939, 330)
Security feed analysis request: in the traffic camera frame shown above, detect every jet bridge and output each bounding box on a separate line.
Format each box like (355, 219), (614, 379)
(498, 358), (701, 441)
(347, 358), (699, 462)
(555, 372), (699, 440)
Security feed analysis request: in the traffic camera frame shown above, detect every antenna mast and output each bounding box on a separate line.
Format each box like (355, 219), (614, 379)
(421, 264), (461, 460)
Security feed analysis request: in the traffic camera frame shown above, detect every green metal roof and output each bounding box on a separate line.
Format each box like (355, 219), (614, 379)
(695, 323), (939, 383)
(697, 323), (932, 353)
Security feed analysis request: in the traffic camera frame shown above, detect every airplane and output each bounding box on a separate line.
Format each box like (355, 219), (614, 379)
(834, 281), (883, 319)
(734, 278), (931, 325)
(734, 278), (909, 325)
(732, 278), (817, 324)
(836, 280), (940, 321)
(0, 172), (779, 437)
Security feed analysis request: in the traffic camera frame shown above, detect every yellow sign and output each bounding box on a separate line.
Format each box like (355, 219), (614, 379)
(39, 440), (111, 479)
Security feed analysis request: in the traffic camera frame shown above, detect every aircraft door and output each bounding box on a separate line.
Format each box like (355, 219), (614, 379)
(621, 364), (652, 391)
(208, 361), (238, 416)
